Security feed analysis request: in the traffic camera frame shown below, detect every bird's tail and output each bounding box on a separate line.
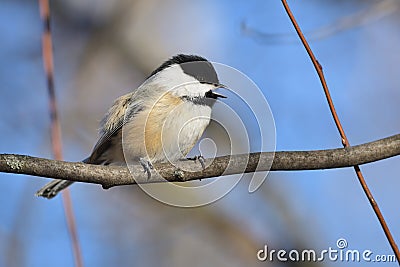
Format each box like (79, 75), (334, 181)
(35, 157), (91, 199)
(35, 179), (74, 199)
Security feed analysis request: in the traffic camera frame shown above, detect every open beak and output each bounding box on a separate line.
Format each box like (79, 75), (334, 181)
(208, 83), (228, 99)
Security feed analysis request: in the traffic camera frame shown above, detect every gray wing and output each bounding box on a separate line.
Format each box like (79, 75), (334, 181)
(86, 92), (143, 164)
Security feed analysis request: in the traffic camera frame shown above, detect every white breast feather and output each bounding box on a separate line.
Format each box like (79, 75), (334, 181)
(159, 101), (211, 162)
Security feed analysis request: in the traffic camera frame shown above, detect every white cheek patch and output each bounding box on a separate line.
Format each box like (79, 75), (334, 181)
(174, 83), (213, 99)
(151, 65), (213, 98)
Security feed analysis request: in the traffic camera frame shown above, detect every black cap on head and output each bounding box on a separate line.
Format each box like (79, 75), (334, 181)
(149, 54), (219, 84)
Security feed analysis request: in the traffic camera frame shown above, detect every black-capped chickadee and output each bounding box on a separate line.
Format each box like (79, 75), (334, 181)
(36, 54), (227, 199)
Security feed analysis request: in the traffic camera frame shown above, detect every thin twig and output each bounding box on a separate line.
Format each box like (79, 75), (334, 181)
(280, 0), (400, 262)
(1, 133), (399, 187)
(38, 1), (84, 266)
(242, 0), (398, 44)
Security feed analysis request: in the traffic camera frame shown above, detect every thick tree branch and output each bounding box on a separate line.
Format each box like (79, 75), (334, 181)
(0, 134), (399, 189)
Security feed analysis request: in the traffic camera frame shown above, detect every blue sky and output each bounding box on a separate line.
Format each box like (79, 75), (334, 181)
(0, 1), (399, 266)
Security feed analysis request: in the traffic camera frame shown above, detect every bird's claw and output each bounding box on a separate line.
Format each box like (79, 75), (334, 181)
(187, 155), (206, 170)
(140, 158), (153, 180)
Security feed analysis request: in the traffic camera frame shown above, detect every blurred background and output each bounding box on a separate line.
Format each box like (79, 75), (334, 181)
(0, 0), (399, 266)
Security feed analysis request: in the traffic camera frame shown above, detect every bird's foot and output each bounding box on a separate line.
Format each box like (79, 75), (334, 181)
(139, 158), (153, 180)
(187, 155), (206, 170)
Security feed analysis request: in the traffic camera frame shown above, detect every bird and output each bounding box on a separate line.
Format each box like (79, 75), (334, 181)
(36, 54), (227, 199)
